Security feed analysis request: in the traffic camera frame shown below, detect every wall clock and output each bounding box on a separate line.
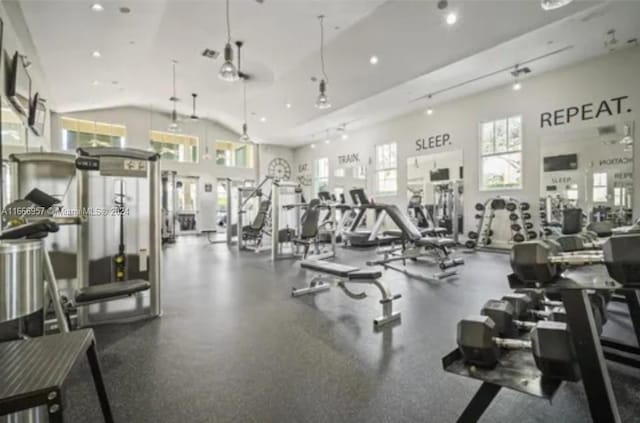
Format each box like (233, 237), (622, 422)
(267, 157), (292, 180)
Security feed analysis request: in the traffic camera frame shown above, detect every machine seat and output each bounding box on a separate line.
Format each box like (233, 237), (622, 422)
(75, 279), (151, 304)
(300, 260), (359, 277)
(384, 228), (433, 238)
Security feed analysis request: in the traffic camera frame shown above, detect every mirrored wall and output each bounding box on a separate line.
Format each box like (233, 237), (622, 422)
(333, 165), (367, 203)
(540, 121), (634, 228)
(406, 150), (463, 235)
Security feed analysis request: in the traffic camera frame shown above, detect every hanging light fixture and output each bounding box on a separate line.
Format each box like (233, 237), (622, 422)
(190, 93), (199, 121)
(202, 123), (211, 160)
(324, 129), (331, 144)
(168, 60), (181, 133)
(236, 40), (251, 143)
(338, 124), (348, 140)
(426, 94), (434, 115)
(219, 0), (239, 82)
(541, 0), (574, 11)
(315, 15), (331, 109)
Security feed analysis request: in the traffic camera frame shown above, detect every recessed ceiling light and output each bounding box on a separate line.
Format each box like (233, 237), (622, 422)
(341, 133), (348, 140)
(92, 80), (100, 86)
(91, 3), (104, 12)
(310, 144), (316, 149)
(426, 108), (434, 115)
(92, 50), (101, 58)
(446, 12), (457, 25)
(369, 55), (379, 65)
(325, 139), (331, 144)
(285, 103), (292, 109)
(260, 117), (267, 122)
(512, 81), (522, 91)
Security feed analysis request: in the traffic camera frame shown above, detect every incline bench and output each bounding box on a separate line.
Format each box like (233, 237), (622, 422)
(293, 260), (401, 327)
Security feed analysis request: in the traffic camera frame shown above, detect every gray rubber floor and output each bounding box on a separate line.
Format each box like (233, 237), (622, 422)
(61, 237), (640, 422)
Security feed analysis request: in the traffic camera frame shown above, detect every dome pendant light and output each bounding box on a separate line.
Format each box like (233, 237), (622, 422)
(190, 93), (199, 121)
(541, 0), (574, 11)
(315, 15), (331, 109)
(168, 60), (181, 133)
(219, 0), (239, 82)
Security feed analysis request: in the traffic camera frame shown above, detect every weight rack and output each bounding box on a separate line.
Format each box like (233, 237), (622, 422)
(443, 269), (640, 423)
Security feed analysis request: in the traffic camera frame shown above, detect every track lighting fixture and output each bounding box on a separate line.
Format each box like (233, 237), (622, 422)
(168, 60), (181, 133)
(315, 15), (331, 109)
(339, 124), (349, 140)
(219, 0), (239, 82)
(426, 95), (434, 115)
(324, 130), (331, 144)
(541, 0), (574, 11)
(190, 93), (199, 121)
(511, 65), (524, 91)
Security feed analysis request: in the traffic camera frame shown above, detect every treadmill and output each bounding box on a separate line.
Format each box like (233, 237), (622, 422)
(342, 189), (400, 247)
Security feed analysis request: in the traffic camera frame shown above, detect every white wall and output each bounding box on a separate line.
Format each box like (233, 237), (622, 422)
(49, 106), (294, 231)
(0, 1), (52, 155)
(293, 46), (640, 233)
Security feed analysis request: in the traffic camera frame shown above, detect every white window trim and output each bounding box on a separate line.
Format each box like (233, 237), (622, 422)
(375, 142), (398, 195)
(478, 115), (523, 192)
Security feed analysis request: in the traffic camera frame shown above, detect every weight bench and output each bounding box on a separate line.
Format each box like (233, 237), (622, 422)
(0, 329), (114, 423)
(293, 260), (401, 327)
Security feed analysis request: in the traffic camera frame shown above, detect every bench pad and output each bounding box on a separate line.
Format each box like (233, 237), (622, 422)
(300, 260), (359, 277)
(76, 279), (151, 304)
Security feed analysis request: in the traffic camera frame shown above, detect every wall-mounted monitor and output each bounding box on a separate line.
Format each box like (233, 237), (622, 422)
(28, 92), (46, 136)
(543, 154), (578, 172)
(430, 168), (450, 182)
(6, 51), (31, 116)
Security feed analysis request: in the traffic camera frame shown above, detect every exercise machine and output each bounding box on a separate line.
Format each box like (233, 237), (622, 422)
(342, 189), (401, 247)
(161, 170), (177, 244)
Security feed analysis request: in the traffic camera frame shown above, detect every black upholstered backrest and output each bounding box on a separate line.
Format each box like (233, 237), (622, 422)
(251, 200), (271, 230)
(384, 204), (423, 240)
(300, 199), (321, 239)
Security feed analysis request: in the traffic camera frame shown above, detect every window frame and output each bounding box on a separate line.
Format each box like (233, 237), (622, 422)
(214, 140), (254, 168)
(61, 117), (127, 151)
(592, 172), (608, 203)
(375, 142), (398, 195)
(313, 157), (329, 195)
(479, 115), (523, 191)
(150, 130), (199, 164)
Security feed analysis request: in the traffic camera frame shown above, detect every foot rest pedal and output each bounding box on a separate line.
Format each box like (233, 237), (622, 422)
(337, 281), (367, 300)
(75, 279), (150, 304)
(380, 294), (402, 304)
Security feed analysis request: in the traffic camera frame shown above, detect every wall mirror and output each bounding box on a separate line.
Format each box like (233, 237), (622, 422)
(406, 150), (463, 236)
(540, 121), (634, 230)
(333, 165), (367, 203)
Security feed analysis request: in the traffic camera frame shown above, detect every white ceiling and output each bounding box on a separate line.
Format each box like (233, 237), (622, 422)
(15, 0), (640, 145)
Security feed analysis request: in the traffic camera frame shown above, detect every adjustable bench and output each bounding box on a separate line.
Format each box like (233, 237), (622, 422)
(293, 260), (401, 327)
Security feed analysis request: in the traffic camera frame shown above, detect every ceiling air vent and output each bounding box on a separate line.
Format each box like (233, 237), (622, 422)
(510, 66), (531, 77)
(201, 49), (220, 59)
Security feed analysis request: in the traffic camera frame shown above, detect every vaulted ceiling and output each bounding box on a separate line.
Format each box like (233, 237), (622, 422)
(15, 0), (640, 145)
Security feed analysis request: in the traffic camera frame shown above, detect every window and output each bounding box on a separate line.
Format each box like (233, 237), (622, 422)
(593, 172), (608, 202)
(176, 177), (198, 211)
(334, 168), (346, 178)
(62, 117), (126, 150)
(150, 131), (199, 163)
(480, 116), (522, 190)
(214, 140), (254, 168)
(353, 166), (367, 180)
(2, 106), (26, 146)
(314, 157), (329, 195)
(614, 187), (627, 207)
(376, 143), (397, 194)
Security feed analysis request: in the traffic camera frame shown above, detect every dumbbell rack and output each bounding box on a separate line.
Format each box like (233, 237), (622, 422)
(467, 197), (533, 252)
(443, 272), (640, 422)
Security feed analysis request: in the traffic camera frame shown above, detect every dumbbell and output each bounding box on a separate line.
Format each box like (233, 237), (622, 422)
(524, 222), (534, 230)
(527, 231), (537, 239)
(468, 231), (478, 240)
(457, 315), (580, 381)
(481, 299), (565, 338)
(522, 212), (532, 220)
(506, 203), (517, 212)
(511, 223), (522, 232)
(511, 289), (607, 334)
(520, 202), (531, 211)
(465, 240), (477, 249)
(540, 211), (547, 219)
(513, 233), (525, 243)
(475, 203), (485, 211)
(509, 213), (519, 221)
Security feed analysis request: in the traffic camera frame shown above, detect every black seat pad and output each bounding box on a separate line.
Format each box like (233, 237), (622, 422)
(415, 237), (456, 248)
(348, 270), (382, 279)
(76, 279), (150, 303)
(300, 260), (359, 277)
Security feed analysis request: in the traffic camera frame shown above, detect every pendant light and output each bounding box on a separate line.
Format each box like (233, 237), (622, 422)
(219, 0), (239, 82)
(168, 60), (181, 133)
(541, 0), (574, 11)
(315, 15), (331, 109)
(237, 41), (251, 143)
(202, 123), (212, 160)
(190, 93), (199, 121)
